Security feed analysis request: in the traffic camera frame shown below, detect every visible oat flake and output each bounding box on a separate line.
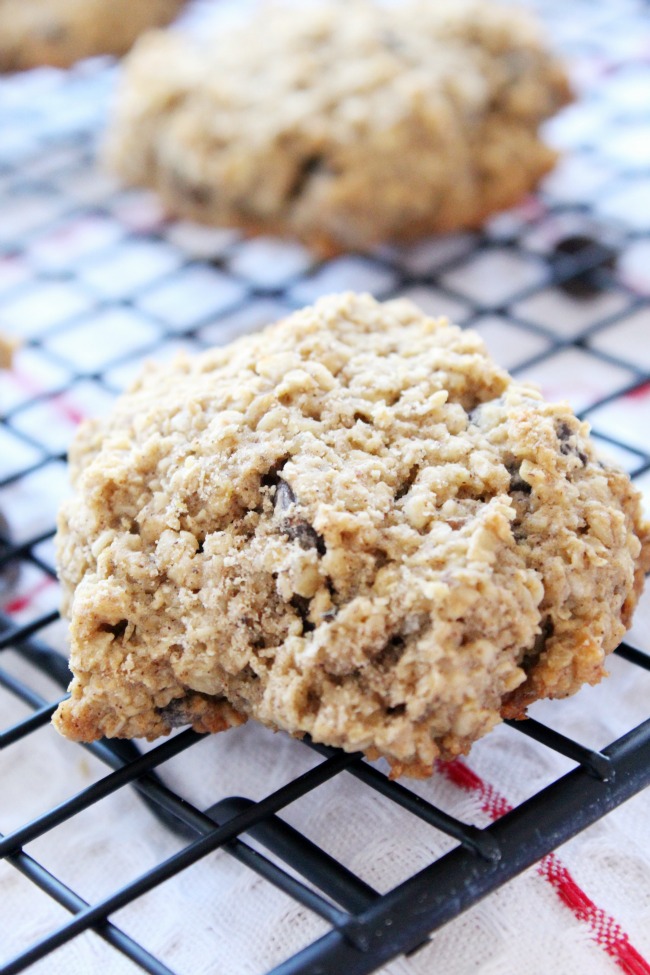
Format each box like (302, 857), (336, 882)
(53, 293), (650, 777)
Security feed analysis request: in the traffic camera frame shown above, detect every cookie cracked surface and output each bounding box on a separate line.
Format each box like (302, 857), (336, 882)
(0, 0), (186, 72)
(53, 294), (649, 776)
(105, 0), (571, 253)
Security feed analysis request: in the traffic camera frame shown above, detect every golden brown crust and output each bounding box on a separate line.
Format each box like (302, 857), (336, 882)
(503, 468), (650, 718)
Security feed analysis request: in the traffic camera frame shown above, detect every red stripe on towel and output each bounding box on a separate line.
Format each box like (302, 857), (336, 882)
(439, 760), (650, 975)
(12, 369), (87, 427)
(3, 575), (55, 615)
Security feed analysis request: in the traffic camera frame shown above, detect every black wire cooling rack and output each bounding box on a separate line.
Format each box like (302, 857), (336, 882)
(1, 2), (650, 973)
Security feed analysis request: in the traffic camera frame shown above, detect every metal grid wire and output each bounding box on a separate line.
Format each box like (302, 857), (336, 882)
(1, 1), (650, 973)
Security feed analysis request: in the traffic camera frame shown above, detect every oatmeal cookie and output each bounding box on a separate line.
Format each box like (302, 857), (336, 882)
(53, 294), (649, 777)
(0, 0), (186, 72)
(105, 0), (571, 254)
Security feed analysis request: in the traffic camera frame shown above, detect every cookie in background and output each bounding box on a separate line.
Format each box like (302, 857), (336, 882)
(105, 0), (571, 254)
(0, 0), (187, 71)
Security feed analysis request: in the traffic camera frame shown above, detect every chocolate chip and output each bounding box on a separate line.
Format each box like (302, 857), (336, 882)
(556, 421), (588, 466)
(99, 619), (129, 639)
(158, 698), (192, 728)
(274, 477), (326, 554)
(395, 465), (420, 500)
(291, 594), (315, 633)
(287, 154), (327, 202)
(551, 234), (617, 299)
(523, 616), (554, 672)
(507, 464), (532, 495)
(275, 477), (297, 512)
(185, 183), (212, 206)
(386, 703), (406, 716)
(170, 170), (212, 207)
(37, 21), (68, 42)
(375, 634), (406, 670)
(285, 521), (326, 553)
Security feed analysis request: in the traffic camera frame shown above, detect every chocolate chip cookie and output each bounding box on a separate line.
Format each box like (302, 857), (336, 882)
(105, 0), (571, 254)
(0, 0), (186, 72)
(53, 294), (649, 777)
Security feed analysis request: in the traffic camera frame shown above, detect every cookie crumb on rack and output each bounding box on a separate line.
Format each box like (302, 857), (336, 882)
(106, 0), (571, 253)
